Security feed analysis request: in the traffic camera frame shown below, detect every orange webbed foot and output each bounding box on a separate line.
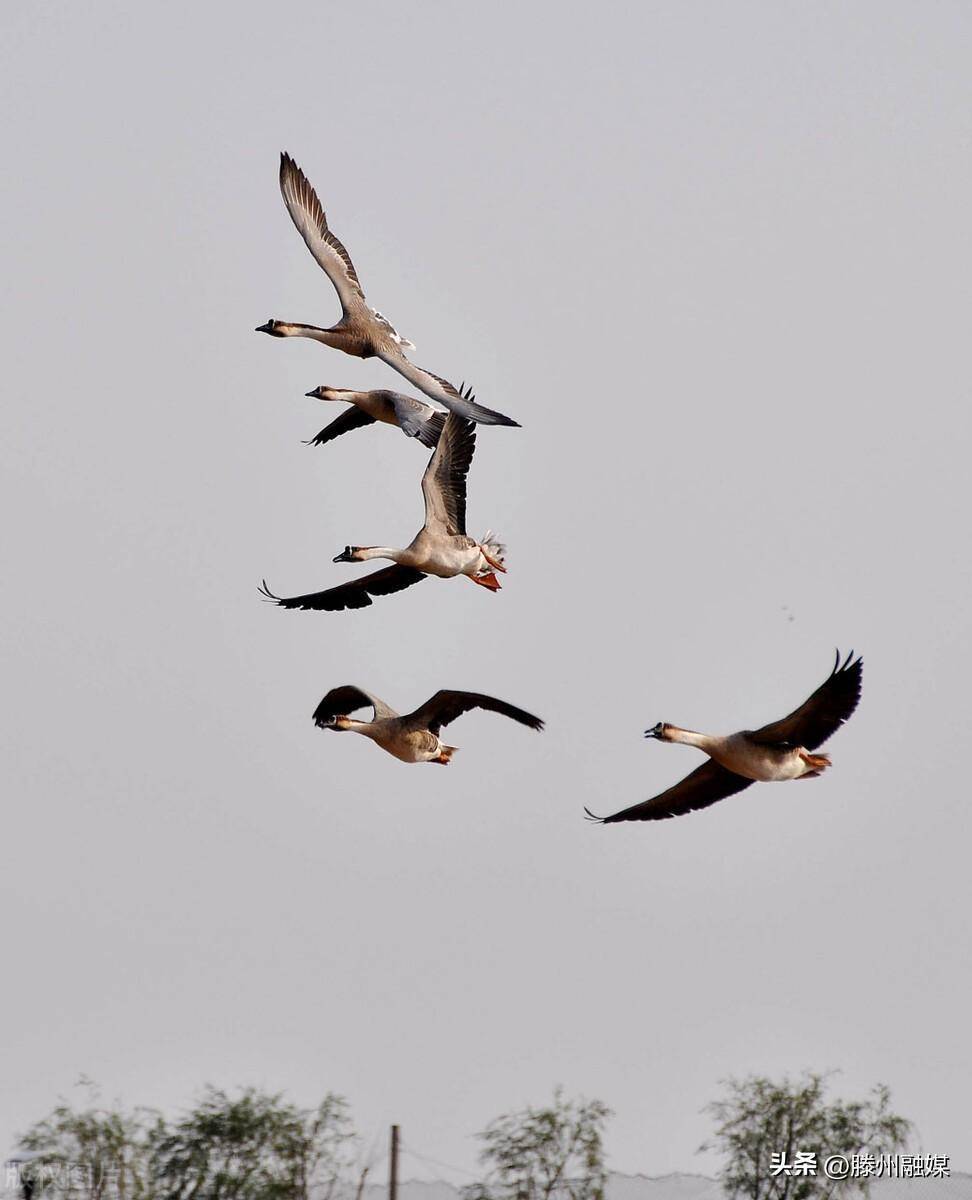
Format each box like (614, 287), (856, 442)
(468, 571), (501, 591)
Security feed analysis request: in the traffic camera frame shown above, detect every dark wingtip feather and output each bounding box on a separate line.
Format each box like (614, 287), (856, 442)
(584, 807), (606, 824)
(257, 580), (280, 603)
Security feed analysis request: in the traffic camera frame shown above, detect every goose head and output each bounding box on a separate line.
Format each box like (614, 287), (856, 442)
(333, 545), (366, 563)
(255, 319), (289, 337)
(306, 386), (351, 402)
(644, 722), (673, 741)
(319, 713), (353, 731)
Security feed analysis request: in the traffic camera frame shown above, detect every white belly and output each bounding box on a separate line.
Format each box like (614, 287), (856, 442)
(712, 737), (809, 782)
(405, 536), (483, 579)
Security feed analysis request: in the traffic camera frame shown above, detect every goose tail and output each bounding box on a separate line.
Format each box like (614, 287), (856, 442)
(479, 531), (507, 573)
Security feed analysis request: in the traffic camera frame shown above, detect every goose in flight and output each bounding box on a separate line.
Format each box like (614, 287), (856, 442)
(300, 384), (477, 450)
(585, 651), (862, 823)
(312, 685), (544, 764)
(256, 152), (518, 428)
(259, 411), (506, 611)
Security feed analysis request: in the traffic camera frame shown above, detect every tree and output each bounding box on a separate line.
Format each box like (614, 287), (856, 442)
(17, 1083), (358, 1200)
(16, 1080), (159, 1200)
(702, 1073), (911, 1200)
(466, 1089), (611, 1200)
(150, 1086), (357, 1200)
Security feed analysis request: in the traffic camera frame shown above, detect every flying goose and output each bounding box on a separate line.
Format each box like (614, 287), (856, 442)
(259, 411), (506, 611)
(312, 685), (544, 764)
(585, 651), (862, 823)
(256, 153), (519, 429)
(301, 384), (478, 450)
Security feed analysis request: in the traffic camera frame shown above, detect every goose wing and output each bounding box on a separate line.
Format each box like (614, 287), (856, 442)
(313, 685), (399, 725)
(279, 152), (366, 315)
(405, 690), (544, 735)
(305, 406), (377, 447)
(585, 762), (754, 824)
(376, 348), (519, 427)
(387, 393), (445, 448)
(258, 566), (427, 612)
(750, 650), (862, 750)
(421, 412), (476, 536)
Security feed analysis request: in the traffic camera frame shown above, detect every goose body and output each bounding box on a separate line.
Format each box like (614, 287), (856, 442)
(654, 729), (823, 782)
(312, 685), (544, 764)
(259, 411), (506, 611)
(586, 651), (863, 823)
(302, 385), (473, 449)
(257, 153), (519, 428)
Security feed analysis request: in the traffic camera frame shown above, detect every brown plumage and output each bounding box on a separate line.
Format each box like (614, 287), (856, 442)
(586, 651), (863, 824)
(312, 685), (544, 764)
(256, 153), (519, 427)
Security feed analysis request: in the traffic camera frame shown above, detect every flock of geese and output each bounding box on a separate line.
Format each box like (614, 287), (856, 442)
(256, 152), (862, 823)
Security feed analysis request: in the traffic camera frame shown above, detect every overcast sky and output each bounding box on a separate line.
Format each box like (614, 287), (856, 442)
(2, 0), (970, 1180)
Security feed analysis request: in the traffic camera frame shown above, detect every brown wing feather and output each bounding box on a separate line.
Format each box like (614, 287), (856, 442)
(421, 413), (476, 535)
(258, 566), (427, 612)
(278, 152), (365, 313)
(406, 690), (544, 735)
(312, 686), (398, 726)
(304, 406), (377, 447)
(585, 761), (754, 823)
(376, 348), (519, 426)
(750, 651), (862, 750)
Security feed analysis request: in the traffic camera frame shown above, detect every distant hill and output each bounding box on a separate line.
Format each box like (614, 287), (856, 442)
(363, 1170), (972, 1200)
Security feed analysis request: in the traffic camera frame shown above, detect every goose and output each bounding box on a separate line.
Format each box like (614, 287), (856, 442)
(585, 651), (862, 823)
(259, 411), (506, 611)
(312, 685), (544, 764)
(256, 153), (519, 428)
(301, 383), (477, 450)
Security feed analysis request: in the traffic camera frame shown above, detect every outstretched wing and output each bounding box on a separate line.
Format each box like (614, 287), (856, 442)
(258, 566), (427, 612)
(585, 762), (755, 824)
(278, 152), (366, 315)
(376, 347), (520, 427)
(421, 413), (476, 536)
(406, 690), (544, 735)
(312, 686), (399, 726)
(304, 406), (377, 447)
(750, 650), (863, 750)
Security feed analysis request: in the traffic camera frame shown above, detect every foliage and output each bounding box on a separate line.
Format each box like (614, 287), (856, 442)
(17, 1080), (159, 1200)
(702, 1073), (911, 1200)
(150, 1087), (357, 1200)
(465, 1089), (611, 1200)
(17, 1083), (357, 1200)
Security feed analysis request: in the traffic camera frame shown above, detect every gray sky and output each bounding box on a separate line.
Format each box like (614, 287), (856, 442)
(2, 0), (970, 1178)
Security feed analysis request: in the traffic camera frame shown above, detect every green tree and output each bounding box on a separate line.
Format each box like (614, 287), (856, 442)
(17, 1081), (159, 1200)
(466, 1089), (611, 1200)
(150, 1086), (356, 1200)
(702, 1073), (911, 1200)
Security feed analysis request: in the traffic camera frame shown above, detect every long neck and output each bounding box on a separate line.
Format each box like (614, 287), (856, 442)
(276, 321), (344, 346)
(355, 546), (404, 563)
(343, 719), (381, 737)
(665, 727), (722, 752)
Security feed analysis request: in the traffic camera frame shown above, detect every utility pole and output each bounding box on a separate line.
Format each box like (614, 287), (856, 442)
(389, 1125), (400, 1200)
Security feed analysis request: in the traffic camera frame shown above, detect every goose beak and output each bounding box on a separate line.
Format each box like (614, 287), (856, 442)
(644, 723), (664, 739)
(305, 389), (320, 398)
(255, 321), (277, 335)
(333, 547), (355, 563)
